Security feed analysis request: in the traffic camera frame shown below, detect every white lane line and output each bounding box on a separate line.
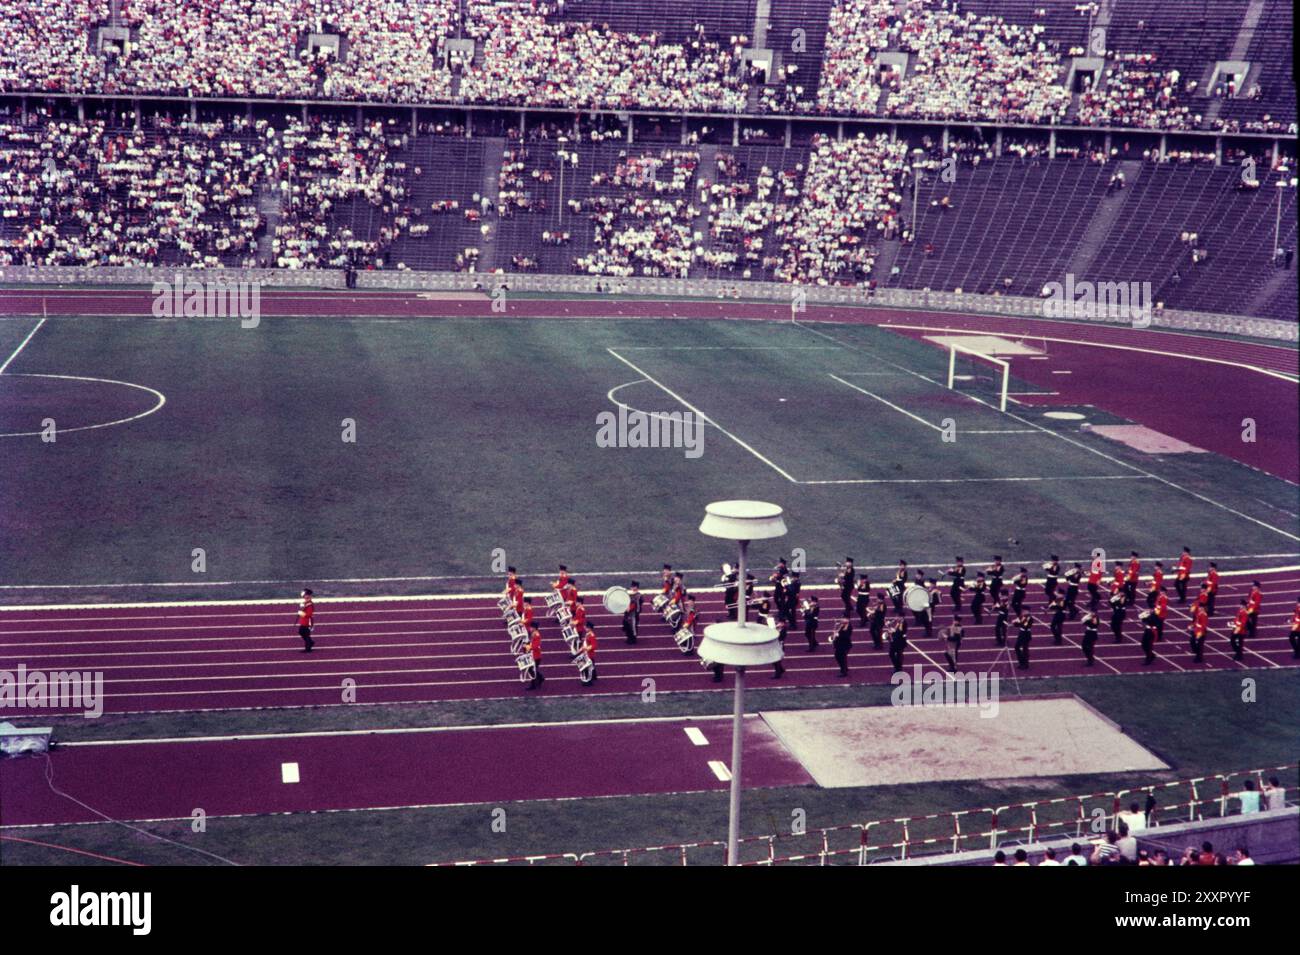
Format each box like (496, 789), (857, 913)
(605, 347), (800, 483)
(707, 760), (732, 782)
(684, 727), (710, 747)
(801, 475), (1151, 486)
(0, 316), (46, 375)
(281, 762), (300, 784)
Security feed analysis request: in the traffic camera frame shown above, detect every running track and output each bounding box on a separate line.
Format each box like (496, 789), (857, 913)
(0, 715), (812, 827)
(2, 569), (1297, 717)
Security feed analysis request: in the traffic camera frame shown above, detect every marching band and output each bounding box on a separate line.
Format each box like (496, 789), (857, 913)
(478, 549), (1286, 689)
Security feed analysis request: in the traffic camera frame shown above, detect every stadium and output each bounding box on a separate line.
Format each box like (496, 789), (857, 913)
(0, 0), (1297, 910)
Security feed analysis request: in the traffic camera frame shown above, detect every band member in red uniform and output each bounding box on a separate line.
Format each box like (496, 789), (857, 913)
(570, 596), (587, 634)
(1189, 605), (1209, 662)
(1153, 587), (1169, 641)
(504, 566), (520, 600)
(296, 588), (315, 652)
(1174, 547), (1193, 603)
(660, 564), (673, 600)
(1087, 554), (1104, 610)
(526, 625), (545, 689)
(681, 595), (699, 636)
(512, 579), (526, 617)
(1245, 581), (1263, 637)
(1204, 562), (1220, 615)
(1146, 562), (1164, 608)
(521, 597), (536, 631)
(1124, 553), (1141, 605)
(552, 565), (570, 592)
(1230, 600), (1249, 660)
(1111, 562), (1126, 605)
(623, 581), (642, 644)
(1289, 598), (1300, 659)
(579, 627), (598, 682)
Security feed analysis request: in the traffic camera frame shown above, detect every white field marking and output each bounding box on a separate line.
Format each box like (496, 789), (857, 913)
(56, 713), (741, 747)
(683, 727), (710, 746)
(281, 762), (300, 784)
(1008, 391), (1060, 397)
(707, 760), (732, 782)
(829, 373), (942, 432)
(0, 373), (166, 438)
(606, 347), (800, 482)
(0, 317), (45, 375)
(877, 322), (1300, 384)
(614, 346), (841, 351)
(798, 321), (1300, 542)
(1051, 369), (1073, 375)
(800, 475), (1152, 486)
(2, 564), (1295, 613)
(828, 375), (1045, 437)
(607, 378), (722, 427)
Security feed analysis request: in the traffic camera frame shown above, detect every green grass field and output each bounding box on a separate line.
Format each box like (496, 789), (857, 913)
(1, 314), (1294, 602)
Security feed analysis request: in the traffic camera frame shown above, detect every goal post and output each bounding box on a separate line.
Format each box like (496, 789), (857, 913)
(946, 343), (1009, 413)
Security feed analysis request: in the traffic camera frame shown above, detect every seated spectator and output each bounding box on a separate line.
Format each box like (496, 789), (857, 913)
(1064, 842), (1088, 866)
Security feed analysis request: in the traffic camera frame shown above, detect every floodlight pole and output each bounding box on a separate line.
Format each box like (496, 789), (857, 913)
(726, 539), (749, 866)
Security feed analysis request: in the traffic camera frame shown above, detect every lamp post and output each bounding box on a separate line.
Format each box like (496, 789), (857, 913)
(698, 500), (788, 866)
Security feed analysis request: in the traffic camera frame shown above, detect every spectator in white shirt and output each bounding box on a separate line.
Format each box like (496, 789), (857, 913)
(1237, 779), (1261, 814)
(1038, 847), (1062, 866)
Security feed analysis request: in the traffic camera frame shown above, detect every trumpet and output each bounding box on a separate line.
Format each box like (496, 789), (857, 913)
(800, 598), (815, 615)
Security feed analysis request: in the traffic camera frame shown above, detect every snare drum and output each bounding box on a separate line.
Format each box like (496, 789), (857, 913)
(664, 606), (683, 629)
(544, 591), (565, 611)
(510, 632), (528, 655)
(496, 595), (514, 614)
(515, 653), (537, 683)
(674, 626), (695, 654)
(651, 593), (670, 612)
(573, 651), (595, 684)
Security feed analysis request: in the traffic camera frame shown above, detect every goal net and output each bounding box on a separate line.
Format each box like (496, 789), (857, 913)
(945, 343), (1009, 412)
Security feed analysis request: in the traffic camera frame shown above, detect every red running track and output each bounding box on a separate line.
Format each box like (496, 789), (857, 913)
(0, 715), (811, 826)
(1, 570), (1297, 717)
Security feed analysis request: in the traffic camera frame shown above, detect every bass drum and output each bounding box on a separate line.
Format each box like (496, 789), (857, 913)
(602, 586), (631, 614)
(904, 584), (931, 614)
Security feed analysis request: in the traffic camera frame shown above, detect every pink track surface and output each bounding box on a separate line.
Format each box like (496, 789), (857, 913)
(1, 715), (810, 826)
(2, 572), (1297, 718)
(4, 290), (1295, 481)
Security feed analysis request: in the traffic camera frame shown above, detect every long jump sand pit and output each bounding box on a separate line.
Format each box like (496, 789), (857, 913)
(761, 695), (1167, 788)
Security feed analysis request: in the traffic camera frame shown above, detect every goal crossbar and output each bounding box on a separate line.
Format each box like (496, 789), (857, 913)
(945, 343), (1009, 413)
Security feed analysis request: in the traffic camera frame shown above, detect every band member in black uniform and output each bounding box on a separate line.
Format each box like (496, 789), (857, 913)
(837, 558), (856, 615)
(1010, 567), (1029, 616)
(623, 580), (643, 643)
(925, 579), (940, 639)
(942, 616), (964, 672)
(1109, 588), (1127, 642)
(947, 557), (966, 611)
(1043, 556), (1060, 602)
(832, 616), (853, 677)
(869, 591), (887, 648)
(887, 617), (908, 673)
(1139, 610), (1158, 664)
(969, 572), (988, 624)
(743, 573), (756, 615)
(988, 556), (1005, 604)
(1014, 611), (1034, 669)
(1081, 611), (1100, 666)
(783, 571), (802, 627)
(723, 566), (740, 621)
(855, 573), (871, 626)
(1048, 594), (1066, 644)
(770, 559), (789, 616)
(994, 596), (1011, 646)
(803, 593), (820, 651)
(1063, 563), (1082, 619)
(891, 560), (909, 613)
